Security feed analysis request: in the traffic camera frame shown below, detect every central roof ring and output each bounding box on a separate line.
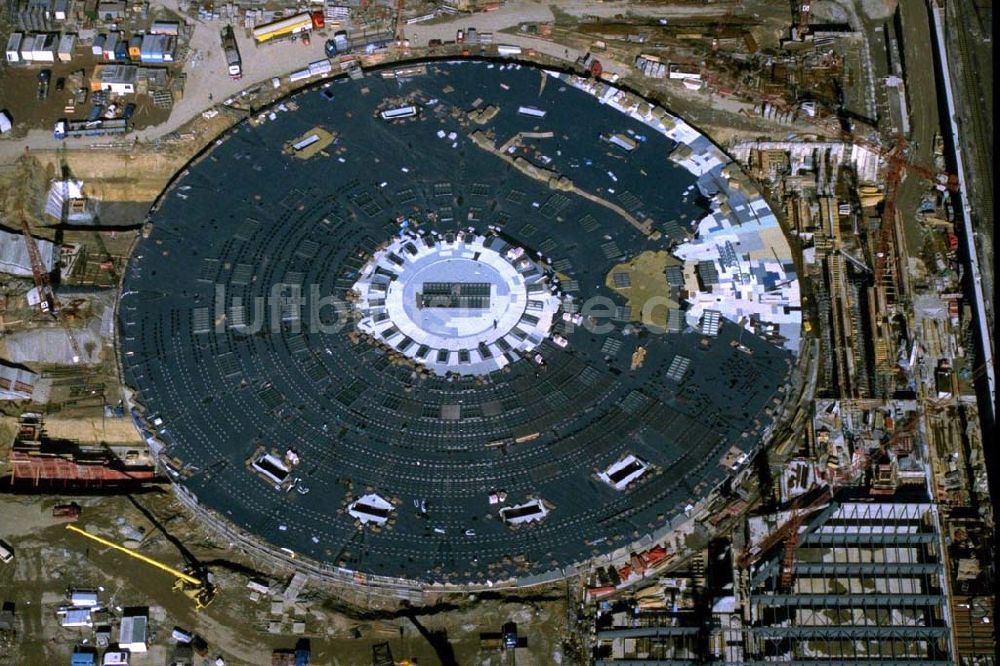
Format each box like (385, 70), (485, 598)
(353, 231), (561, 376)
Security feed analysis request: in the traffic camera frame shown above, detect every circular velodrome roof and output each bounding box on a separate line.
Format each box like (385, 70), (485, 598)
(121, 59), (797, 586)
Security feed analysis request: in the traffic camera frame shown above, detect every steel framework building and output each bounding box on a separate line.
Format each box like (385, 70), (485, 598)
(743, 500), (952, 664)
(593, 500), (954, 664)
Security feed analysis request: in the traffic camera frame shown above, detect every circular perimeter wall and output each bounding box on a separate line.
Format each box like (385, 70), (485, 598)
(120, 59), (799, 586)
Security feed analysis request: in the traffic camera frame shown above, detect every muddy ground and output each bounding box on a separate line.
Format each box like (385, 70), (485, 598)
(0, 54), (173, 135)
(0, 492), (579, 665)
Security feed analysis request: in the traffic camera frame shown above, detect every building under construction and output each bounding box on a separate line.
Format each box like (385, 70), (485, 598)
(740, 500), (952, 664)
(3, 413), (156, 489)
(594, 498), (954, 664)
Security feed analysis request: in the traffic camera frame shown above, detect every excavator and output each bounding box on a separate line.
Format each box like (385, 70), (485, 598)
(65, 524), (215, 609)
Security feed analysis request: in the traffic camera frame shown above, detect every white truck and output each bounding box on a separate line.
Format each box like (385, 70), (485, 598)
(221, 25), (242, 79)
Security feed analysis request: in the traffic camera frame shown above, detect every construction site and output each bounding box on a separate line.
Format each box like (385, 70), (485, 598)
(0, 0), (994, 665)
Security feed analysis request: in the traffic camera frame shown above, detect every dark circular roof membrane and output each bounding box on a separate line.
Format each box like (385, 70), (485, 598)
(120, 60), (793, 585)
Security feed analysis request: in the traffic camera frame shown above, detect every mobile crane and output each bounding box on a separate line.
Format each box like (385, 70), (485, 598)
(65, 524), (215, 609)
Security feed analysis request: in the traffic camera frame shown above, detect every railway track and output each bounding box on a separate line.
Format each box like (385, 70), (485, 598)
(949, 0), (994, 220)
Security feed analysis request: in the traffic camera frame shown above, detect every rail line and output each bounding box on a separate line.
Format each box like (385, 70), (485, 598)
(928, 1), (996, 423)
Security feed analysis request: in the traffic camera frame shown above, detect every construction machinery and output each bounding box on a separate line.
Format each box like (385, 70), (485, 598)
(394, 0), (406, 44)
(737, 485), (833, 576)
(9, 155), (84, 363)
(797, 1), (811, 38)
(65, 524), (215, 609)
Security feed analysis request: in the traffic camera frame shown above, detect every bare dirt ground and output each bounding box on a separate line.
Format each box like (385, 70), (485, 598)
(30, 416), (144, 444)
(0, 54), (172, 135)
(606, 250), (681, 327)
(0, 492), (576, 665)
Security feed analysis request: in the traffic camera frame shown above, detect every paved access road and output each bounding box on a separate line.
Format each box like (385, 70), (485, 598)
(0, 0), (738, 161)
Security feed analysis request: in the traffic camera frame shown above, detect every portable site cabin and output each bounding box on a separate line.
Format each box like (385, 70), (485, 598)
(32, 34), (57, 62)
(18, 37), (33, 63)
(139, 34), (174, 63)
(149, 20), (180, 36)
(103, 32), (119, 60)
(91, 33), (106, 56)
(25, 35), (42, 61)
(96, 1), (126, 21)
(93, 64), (137, 94)
(60, 609), (93, 627)
(5, 33), (23, 63)
(127, 35), (141, 60)
(57, 33), (76, 62)
(70, 590), (99, 607)
(119, 613), (148, 653)
(53, 0), (70, 20)
(70, 651), (96, 666)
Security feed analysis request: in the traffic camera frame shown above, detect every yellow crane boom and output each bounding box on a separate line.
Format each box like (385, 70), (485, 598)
(65, 524), (214, 608)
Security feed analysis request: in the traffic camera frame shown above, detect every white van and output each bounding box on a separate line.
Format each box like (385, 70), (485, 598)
(0, 540), (13, 564)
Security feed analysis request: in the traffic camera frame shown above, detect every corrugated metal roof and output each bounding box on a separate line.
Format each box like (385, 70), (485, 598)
(0, 228), (56, 277)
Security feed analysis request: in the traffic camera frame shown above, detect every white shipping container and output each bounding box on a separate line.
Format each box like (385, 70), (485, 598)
(70, 590), (100, 607)
(5, 32), (23, 63)
(104, 33), (119, 60)
(33, 35), (57, 63)
(57, 33), (76, 62)
(149, 20), (181, 36)
(307, 58), (332, 76)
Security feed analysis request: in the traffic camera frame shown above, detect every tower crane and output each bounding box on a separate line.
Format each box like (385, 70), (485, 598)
(10, 155), (83, 363)
(394, 0), (406, 44)
(737, 485), (833, 585)
(66, 524), (215, 609)
(797, 2), (812, 38)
